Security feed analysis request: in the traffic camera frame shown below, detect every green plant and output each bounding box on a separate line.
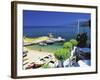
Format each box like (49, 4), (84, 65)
(70, 39), (78, 46)
(54, 48), (70, 61)
(63, 42), (73, 50)
(76, 33), (88, 47)
(54, 48), (70, 67)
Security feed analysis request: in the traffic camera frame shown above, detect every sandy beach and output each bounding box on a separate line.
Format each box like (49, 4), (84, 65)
(24, 47), (56, 63)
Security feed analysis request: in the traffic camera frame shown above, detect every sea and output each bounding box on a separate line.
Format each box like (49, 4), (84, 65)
(24, 25), (91, 53)
(23, 25), (91, 41)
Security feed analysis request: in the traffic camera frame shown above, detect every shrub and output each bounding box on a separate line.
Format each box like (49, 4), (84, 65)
(70, 39), (78, 46)
(54, 48), (70, 61)
(54, 48), (70, 67)
(76, 33), (88, 47)
(63, 42), (73, 50)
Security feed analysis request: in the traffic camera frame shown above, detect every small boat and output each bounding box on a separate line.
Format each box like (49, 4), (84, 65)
(57, 37), (65, 41)
(26, 62), (44, 69)
(45, 40), (54, 44)
(39, 42), (47, 46)
(52, 37), (65, 42)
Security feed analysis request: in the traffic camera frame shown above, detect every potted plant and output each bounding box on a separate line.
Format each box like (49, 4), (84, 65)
(54, 48), (70, 67)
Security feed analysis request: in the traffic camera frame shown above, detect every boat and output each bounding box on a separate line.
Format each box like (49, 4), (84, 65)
(45, 40), (54, 44)
(52, 37), (65, 42)
(39, 42), (47, 46)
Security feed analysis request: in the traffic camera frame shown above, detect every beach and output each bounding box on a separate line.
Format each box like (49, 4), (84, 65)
(24, 47), (56, 64)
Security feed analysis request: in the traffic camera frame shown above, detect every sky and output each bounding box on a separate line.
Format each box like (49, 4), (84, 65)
(23, 10), (91, 27)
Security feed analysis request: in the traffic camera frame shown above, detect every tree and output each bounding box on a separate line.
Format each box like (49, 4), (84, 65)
(76, 33), (88, 47)
(54, 48), (70, 67)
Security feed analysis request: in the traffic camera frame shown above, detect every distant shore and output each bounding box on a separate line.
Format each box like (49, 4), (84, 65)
(24, 36), (49, 46)
(24, 35), (65, 46)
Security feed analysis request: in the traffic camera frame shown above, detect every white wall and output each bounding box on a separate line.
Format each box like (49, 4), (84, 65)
(0, 0), (99, 80)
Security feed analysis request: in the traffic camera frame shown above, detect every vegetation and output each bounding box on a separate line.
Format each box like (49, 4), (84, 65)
(54, 48), (70, 67)
(63, 42), (73, 50)
(76, 33), (88, 47)
(54, 39), (78, 67)
(54, 48), (70, 61)
(70, 39), (78, 47)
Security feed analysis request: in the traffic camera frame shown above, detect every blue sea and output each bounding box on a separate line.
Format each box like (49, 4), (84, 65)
(23, 25), (91, 41)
